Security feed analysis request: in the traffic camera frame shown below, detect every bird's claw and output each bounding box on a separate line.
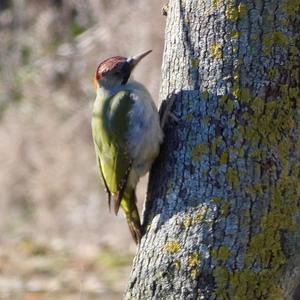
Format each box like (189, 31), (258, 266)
(166, 111), (179, 123)
(160, 93), (177, 129)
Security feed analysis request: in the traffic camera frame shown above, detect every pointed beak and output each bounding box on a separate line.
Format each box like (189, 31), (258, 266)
(127, 50), (152, 69)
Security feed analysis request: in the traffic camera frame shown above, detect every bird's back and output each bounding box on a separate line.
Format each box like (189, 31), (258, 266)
(92, 89), (134, 195)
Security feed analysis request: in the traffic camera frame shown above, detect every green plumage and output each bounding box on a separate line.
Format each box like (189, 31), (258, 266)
(92, 90), (142, 243)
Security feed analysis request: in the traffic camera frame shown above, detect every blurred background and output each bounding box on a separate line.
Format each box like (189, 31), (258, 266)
(0, 0), (164, 299)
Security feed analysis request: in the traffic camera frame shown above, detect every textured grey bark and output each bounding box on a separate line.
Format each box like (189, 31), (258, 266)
(125, 0), (300, 299)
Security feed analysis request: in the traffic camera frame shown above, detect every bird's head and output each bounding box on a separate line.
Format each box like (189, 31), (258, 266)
(94, 50), (152, 90)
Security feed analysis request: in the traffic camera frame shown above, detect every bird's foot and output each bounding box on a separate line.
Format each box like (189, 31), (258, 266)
(160, 93), (177, 129)
(165, 111), (179, 123)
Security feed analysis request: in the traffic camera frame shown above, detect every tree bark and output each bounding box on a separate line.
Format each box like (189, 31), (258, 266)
(125, 0), (300, 299)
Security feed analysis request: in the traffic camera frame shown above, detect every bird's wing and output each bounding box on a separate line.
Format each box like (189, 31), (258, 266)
(96, 155), (111, 210)
(92, 90), (134, 214)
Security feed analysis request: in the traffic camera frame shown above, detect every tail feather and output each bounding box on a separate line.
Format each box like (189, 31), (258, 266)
(127, 215), (142, 244)
(114, 195), (121, 215)
(107, 193), (111, 212)
(122, 191), (142, 244)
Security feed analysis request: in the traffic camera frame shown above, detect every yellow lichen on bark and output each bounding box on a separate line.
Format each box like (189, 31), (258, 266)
(212, 0), (300, 298)
(211, 43), (223, 59)
(163, 241), (182, 254)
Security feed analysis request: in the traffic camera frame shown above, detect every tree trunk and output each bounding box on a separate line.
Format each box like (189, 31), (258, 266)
(125, 0), (300, 299)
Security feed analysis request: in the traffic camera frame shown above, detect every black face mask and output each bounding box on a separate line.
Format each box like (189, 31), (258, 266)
(121, 62), (132, 85)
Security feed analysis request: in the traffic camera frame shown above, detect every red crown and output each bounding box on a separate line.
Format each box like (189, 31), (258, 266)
(95, 56), (127, 81)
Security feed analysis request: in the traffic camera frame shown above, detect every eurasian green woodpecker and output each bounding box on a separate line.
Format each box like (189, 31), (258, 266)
(92, 50), (163, 244)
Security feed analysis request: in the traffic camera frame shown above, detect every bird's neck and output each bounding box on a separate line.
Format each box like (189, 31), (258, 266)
(97, 79), (137, 99)
(96, 85), (113, 99)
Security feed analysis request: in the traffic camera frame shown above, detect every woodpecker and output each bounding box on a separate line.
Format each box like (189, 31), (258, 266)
(92, 50), (163, 244)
